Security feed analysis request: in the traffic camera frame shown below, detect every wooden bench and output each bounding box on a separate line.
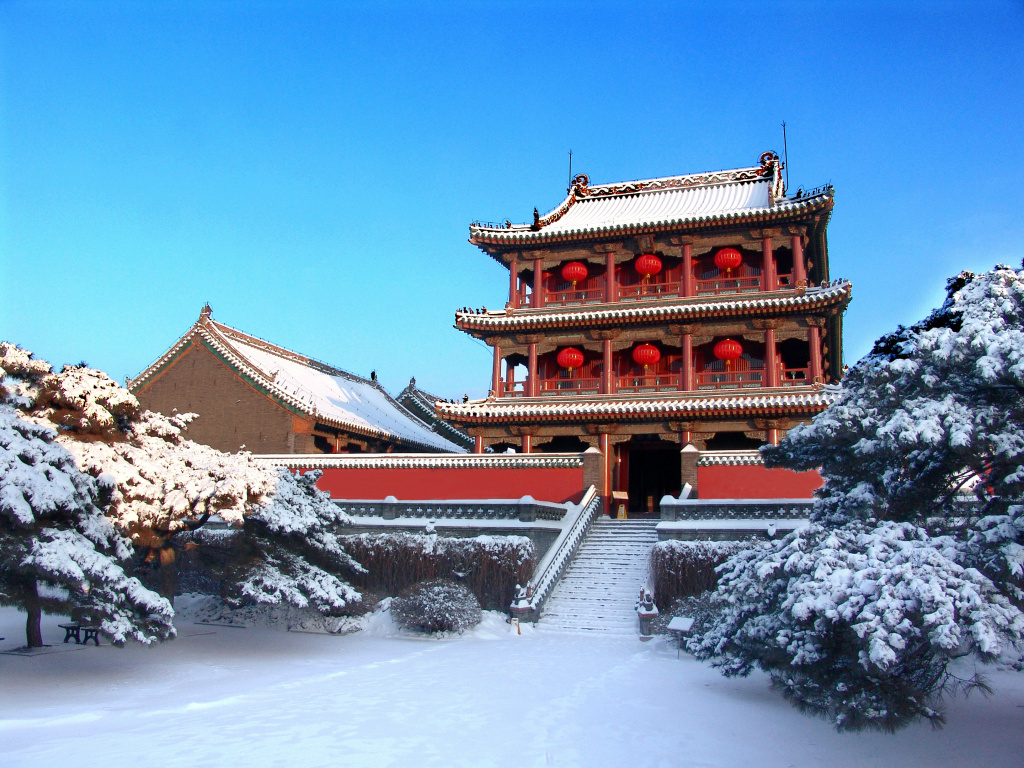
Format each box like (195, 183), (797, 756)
(667, 616), (694, 658)
(58, 623), (100, 646)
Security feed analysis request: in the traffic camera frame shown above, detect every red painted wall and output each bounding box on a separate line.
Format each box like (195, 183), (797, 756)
(309, 466), (586, 504)
(698, 463), (822, 499)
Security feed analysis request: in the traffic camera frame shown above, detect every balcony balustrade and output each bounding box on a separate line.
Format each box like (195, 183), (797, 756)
(780, 367), (810, 385)
(501, 381), (528, 397)
(542, 286), (606, 307)
(696, 369), (764, 390)
(614, 374), (679, 394)
(539, 377), (602, 395)
(500, 365), (814, 399)
(617, 282), (680, 301)
(695, 275), (761, 296)
(511, 268), (801, 310)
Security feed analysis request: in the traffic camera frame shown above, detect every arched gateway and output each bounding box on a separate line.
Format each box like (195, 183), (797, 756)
(439, 152), (849, 515)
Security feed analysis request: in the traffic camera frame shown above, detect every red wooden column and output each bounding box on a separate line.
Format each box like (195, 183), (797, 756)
(527, 342), (538, 396)
(680, 333), (694, 390)
(533, 259), (545, 308)
(809, 325), (824, 383)
(764, 328), (778, 387)
(473, 436), (484, 453)
(508, 263), (518, 308)
(792, 235), (807, 286)
(605, 253), (616, 303)
(603, 339), (614, 394)
(599, 433), (612, 515)
(767, 428), (780, 445)
(492, 344), (502, 398)
(761, 237), (775, 292)
(680, 244), (693, 297)
(521, 434), (533, 454)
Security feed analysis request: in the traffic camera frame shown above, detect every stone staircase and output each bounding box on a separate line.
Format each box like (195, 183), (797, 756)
(538, 518), (659, 635)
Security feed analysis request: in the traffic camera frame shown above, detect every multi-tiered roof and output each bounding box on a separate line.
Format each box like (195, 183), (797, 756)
(469, 152), (825, 249)
(439, 152), (848, 449)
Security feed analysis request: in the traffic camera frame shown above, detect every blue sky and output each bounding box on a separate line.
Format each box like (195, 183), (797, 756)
(2, 1), (1022, 398)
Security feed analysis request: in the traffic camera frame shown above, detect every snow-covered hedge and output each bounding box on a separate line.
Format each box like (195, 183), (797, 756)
(391, 579), (482, 634)
(650, 539), (751, 610)
(339, 533), (535, 611)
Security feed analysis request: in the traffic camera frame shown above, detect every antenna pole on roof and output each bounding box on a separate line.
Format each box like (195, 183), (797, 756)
(781, 121), (790, 192)
(568, 149), (573, 192)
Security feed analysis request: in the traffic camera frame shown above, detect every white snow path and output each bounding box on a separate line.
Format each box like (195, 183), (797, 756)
(1, 608), (1023, 767)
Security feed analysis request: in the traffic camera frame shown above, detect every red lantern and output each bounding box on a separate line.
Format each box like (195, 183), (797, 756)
(632, 343), (661, 367)
(714, 248), (743, 276)
(635, 254), (662, 279)
(561, 261), (588, 285)
(713, 338), (743, 369)
(556, 347), (585, 371)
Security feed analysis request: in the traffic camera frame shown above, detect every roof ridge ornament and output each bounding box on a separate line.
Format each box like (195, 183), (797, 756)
(759, 151), (785, 205)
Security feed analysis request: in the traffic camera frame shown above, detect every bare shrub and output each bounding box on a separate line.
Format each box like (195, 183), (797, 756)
(650, 539), (752, 610)
(340, 533), (535, 610)
(391, 579), (482, 633)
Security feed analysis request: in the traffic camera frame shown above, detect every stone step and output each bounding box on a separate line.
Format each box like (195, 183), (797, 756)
(537, 516), (657, 636)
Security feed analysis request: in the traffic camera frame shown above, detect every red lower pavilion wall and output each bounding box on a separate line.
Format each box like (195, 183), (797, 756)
(697, 464), (823, 499)
(307, 466), (587, 504)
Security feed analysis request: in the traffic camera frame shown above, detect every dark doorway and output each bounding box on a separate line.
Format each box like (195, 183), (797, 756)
(621, 440), (681, 516)
(536, 435), (591, 453)
(704, 432), (764, 451)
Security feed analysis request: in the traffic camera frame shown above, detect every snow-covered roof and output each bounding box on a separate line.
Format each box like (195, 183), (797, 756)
(257, 453), (586, 470)
(437, 389), (835, 424)
(470, 152), (833, 247)
(456, 281), (852, 334)
(130, 308), (465, 453)
(395, 378), (473, 449)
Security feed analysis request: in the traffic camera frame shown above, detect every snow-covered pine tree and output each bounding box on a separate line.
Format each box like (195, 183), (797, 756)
(0, 360), (174, 647)
(762, 267), (1024, 535)
(693, 266), (1024, 731)
(224, 469), (364, 615)
(0, 343), (363, 613)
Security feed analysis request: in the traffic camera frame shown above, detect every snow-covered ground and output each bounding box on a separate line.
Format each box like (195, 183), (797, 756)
(1, 606), (1022, 768)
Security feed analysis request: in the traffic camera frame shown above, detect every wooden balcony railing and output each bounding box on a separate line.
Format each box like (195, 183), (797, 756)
(696, 369), (764, 390)
(695, 276), (761, 296)
(618, 282), (680, 301)
(543, 287), (606, 307)
(780, 367), (810, 385)
(501, 381), (528, 397)
(614, 374), (679, 394)
(538, 377), (602, 395)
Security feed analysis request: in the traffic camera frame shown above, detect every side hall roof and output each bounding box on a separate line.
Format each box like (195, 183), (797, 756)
(129, 307), (466, 453)
(469, 152), (832, 248)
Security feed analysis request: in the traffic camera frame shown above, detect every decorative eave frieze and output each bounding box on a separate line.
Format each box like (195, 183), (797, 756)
(258, 452), (586, 470)
(436, 388), (836, 425)
(455, 281), (851, 335)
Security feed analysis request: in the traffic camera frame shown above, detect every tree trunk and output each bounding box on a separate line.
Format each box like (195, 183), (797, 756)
(25, 579), (43, 648)
(158, 547), (177, 607)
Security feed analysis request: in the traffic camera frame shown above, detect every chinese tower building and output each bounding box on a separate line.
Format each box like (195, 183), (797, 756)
(438, 152), (851, 515)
